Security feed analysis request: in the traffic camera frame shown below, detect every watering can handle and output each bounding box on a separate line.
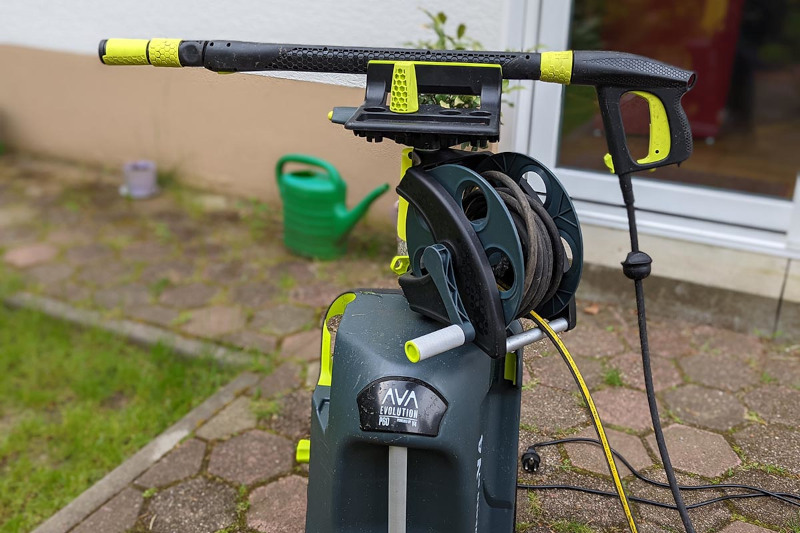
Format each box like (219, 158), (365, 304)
(276, 154), (344, 191)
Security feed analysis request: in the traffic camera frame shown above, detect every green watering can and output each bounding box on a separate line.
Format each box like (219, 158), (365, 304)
(277, 154), (389, 260)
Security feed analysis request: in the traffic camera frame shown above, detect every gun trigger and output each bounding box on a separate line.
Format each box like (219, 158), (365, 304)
(603, 153), (615, 174)
(632, 91), (670, 167)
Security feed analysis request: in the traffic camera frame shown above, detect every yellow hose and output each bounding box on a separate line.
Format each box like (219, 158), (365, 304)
(528, 311), (639, 533)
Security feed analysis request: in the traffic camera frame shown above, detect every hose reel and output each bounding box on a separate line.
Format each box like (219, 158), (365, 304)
(397, 152), (583, 360)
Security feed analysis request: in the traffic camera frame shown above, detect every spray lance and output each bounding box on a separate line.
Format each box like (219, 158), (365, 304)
(98, 38), (698, 532)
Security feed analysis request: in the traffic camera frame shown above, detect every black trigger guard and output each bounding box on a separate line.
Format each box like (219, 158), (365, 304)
(596, 85), (693, 176)
(396, 167), (507, 359)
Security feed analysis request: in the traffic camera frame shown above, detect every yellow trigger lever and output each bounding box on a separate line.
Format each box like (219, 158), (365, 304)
(603, 91), (671, 174)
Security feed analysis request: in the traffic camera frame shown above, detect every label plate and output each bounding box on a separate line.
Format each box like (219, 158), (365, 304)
(357, 377), (448, 436)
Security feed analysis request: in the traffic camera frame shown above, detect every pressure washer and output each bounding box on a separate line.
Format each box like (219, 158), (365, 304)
(97, 37), (800, 533)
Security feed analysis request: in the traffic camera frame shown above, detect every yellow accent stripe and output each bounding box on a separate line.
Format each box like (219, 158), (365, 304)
(504, 352), (517, 385)
(102, 39), (149, 65)
(529, 311), (639, 533)
(318, 292), (357, 387)
(397, 147), (414, 242)
(148, 38), (182, 67)
(631, 91), (671, 164)
(540, 51), (573, 85)
(405, 340), (421, 363)
(370, 60), (500, 69)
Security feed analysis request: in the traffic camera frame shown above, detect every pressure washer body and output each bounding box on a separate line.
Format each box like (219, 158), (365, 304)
(306, 291), (523, 532)
(97, 37), (697, 533)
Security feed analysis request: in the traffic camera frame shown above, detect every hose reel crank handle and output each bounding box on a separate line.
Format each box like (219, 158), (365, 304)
(406, 317), (570, 363)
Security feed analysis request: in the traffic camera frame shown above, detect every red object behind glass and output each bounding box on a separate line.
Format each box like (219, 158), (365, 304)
(600, 0), (745, 139)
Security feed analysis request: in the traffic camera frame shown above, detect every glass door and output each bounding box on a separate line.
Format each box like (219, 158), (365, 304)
(524, 0), (800, 255)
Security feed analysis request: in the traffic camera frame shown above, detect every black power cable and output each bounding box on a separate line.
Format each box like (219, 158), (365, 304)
(518, 437), (800, 510)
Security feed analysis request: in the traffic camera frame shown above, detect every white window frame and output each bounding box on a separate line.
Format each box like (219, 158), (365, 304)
(502, 0), (800, 258)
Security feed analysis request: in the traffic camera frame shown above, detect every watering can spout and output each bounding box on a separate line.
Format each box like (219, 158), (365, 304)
(337, 183), (390, 237)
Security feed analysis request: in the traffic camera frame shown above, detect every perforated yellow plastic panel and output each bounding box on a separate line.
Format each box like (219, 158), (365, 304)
(389, 62), (419, 114)
(148, 38), (182, 67)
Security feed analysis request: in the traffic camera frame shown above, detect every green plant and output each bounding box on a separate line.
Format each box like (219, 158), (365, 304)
(551, 519), (595, 533)
(602, 367), (624, 387)
(405, 10), (524, 110)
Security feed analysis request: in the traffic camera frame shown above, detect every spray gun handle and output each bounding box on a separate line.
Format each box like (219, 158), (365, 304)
(568, 51), (696, 176)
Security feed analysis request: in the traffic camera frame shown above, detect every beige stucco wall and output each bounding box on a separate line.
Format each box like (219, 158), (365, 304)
(0, 45), (402, 222)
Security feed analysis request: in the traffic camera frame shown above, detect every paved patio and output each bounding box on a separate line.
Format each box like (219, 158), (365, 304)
(2, 155), (799, 532)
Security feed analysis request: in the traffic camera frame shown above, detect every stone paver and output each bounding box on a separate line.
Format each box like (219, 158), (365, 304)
(223, 330), (278, 354)
(592, 387), (653, 431)
(159, 283), (218, 309)
(743, 386), (800, 427)
(64, 243), (114, 265)
(138, 260), (196, 284)
(94, 283), (150, 309)
(725, 469), (800, 528)
(691, 324), (767, 361)
(662, 385), (746, 430)
(679, 352), (761, 392)
(3, 243), (57, 267)
(251, 304), (317, 336)
(136, 438), (206, 488)
(559, 322), (625, 358)
(0, 205), (36, 227)
(645, 425), (740, 478)
(25, 263), (74, 284)
(145, 477), (237, 533)
(256, 361), (303, 399)
(733, 424), (800, 474)
(126, 304), (180, 326)
(248, 475), (308, 533)
(75, 262), (134, 287)
(208, 429), (294, 485)
(121, 241), (173, 262)
(266, 390), (312, 440)
(70, 487), (143, 533)
(520, 385), (588, 433)
(564, 426), (652, 477)
(762, 354), (800, 389)
(230, 282), (281, 308)
(281, 329), (322, 361)
(289, 282), (345, 309)
(181, 305), (246, 337)
(528, 353), (604, 391)
(608, 351), (683, 391)
(629, 470), (732, 532)
(520, 470), (627, 530)
(718, 522), (776, 533)
(621, 319), (696, 358)
(196, 396), (257, 441)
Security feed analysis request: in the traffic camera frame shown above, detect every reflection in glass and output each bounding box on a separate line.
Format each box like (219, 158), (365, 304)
(560, 0), (800, 199)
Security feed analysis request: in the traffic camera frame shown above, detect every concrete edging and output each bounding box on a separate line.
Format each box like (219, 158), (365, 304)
(5, 293), (253, 366)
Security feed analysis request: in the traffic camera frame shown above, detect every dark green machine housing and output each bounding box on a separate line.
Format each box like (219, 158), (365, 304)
(306, 290), (523, 532)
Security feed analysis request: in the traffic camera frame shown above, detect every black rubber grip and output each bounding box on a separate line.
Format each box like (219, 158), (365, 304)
(572, 51), (695, 90)
(195, 41), (542, 79)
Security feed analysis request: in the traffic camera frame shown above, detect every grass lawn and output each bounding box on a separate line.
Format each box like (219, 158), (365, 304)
(0, 305), (239, 532)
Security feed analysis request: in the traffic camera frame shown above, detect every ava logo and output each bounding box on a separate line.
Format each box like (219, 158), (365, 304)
(378, 386), (420, 428)
(357, 378), (447, 436)
(381, 388), (419, 408)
